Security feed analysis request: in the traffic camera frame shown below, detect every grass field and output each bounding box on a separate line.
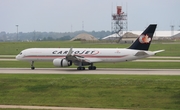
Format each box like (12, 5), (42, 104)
(0, 74), (180, 110)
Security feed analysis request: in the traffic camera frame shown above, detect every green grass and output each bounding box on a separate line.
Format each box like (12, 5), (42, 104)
(0, 41), (124, 55)
(0, 74), (180, 110)
(0, 41), (180, 56)
(0, 61), (180, 69)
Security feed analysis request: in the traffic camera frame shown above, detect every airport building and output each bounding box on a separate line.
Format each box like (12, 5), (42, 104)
(102, 31), (180, 42)
(105, 5), (180, 42)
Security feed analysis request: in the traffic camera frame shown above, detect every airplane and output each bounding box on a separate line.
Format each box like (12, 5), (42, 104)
(16, 24), (164, 70)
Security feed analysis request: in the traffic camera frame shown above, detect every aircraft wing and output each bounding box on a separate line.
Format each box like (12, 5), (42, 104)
(66, 47), (102, 63)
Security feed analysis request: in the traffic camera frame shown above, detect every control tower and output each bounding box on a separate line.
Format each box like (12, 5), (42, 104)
(111, 6), (127, 43)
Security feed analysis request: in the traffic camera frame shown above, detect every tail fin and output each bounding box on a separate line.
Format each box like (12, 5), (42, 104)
(128, 24), (157, 51)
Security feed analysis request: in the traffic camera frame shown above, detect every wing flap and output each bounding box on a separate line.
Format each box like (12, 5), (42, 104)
(67, 55), (102, 63)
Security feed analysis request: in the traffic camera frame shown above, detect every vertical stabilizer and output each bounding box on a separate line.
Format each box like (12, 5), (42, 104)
(128, 24), (157, 50)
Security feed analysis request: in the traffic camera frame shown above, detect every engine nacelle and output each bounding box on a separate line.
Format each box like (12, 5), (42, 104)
(53, 58), (72, 67)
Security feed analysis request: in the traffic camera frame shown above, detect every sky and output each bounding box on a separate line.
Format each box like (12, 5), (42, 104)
(0, 0), (180, 33)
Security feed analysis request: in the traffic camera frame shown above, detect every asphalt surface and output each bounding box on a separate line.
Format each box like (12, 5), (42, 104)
(0, 68), (180, 75)
(0, 105), (125, 110)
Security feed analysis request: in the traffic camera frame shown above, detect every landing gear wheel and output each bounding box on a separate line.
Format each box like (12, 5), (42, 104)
(77, 67), (85, 70)
(88, 66), (96, 70)
(31, 66), (35, 70)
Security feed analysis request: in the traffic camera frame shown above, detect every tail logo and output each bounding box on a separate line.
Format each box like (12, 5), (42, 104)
(139, 34), (151, 44)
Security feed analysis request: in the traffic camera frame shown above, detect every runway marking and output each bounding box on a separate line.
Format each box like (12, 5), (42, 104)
(0, 68), (180, 75)
(0, 59), (17, 61)
(0, 105), (125, 110)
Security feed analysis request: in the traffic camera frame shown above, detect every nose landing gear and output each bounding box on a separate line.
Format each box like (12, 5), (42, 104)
(31, 61), (35, 70)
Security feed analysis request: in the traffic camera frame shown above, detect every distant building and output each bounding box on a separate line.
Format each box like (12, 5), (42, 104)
(102, 31), (180, 41)
(0, 31), (7, 41)
(71, 33), (98, 41)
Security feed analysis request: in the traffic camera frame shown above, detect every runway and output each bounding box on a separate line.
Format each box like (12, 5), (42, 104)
(0, 105), (123, 110)
(0, 68), (180, 75)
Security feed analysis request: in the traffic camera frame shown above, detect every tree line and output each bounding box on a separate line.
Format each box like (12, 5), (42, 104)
(0, 30), (111, 42)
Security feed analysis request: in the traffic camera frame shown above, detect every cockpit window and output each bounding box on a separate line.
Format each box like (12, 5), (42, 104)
(19, 52), (22, 55)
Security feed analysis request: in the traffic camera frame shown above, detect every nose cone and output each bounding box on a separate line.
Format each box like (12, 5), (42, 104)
(15, 55), (18, 60)
(16, 55), (20, 60)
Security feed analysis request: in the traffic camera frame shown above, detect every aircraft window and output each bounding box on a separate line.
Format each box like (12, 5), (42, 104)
(19, 52), (22, 55)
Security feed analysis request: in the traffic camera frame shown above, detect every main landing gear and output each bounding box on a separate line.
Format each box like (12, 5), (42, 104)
(88, 63), (96, 70)
(77, 63), (96, 70)
(31, 61), (35, 70)
(88, 66), (96, 70)
(77, 67), (85, 70)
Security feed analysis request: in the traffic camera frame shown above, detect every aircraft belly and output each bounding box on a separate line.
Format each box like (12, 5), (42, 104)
(36, 58), (53, 61)
(101, 58), (124, 62)
(23, 56), (54, 61)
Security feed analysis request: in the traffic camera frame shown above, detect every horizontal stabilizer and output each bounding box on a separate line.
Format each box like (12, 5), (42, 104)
(153, 50), (165, 54)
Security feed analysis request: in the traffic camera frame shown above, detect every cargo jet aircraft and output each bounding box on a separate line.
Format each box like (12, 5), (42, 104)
(16, 24), (164, 70)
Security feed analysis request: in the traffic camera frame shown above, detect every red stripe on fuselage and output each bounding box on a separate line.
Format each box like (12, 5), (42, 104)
(23, 55), (128, 59)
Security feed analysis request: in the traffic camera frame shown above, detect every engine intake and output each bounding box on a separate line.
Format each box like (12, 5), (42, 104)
(53, 58), (72, 67)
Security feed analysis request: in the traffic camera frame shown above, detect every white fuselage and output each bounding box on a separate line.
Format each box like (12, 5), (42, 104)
(16, 48), (154, 63)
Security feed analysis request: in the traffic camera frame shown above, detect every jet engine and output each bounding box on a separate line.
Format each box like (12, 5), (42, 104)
(53, 58), (72, 67)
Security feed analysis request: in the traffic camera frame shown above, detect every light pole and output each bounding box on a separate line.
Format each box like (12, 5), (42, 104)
(16, 25), (18, 41)
(170, 25), (174, 36)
